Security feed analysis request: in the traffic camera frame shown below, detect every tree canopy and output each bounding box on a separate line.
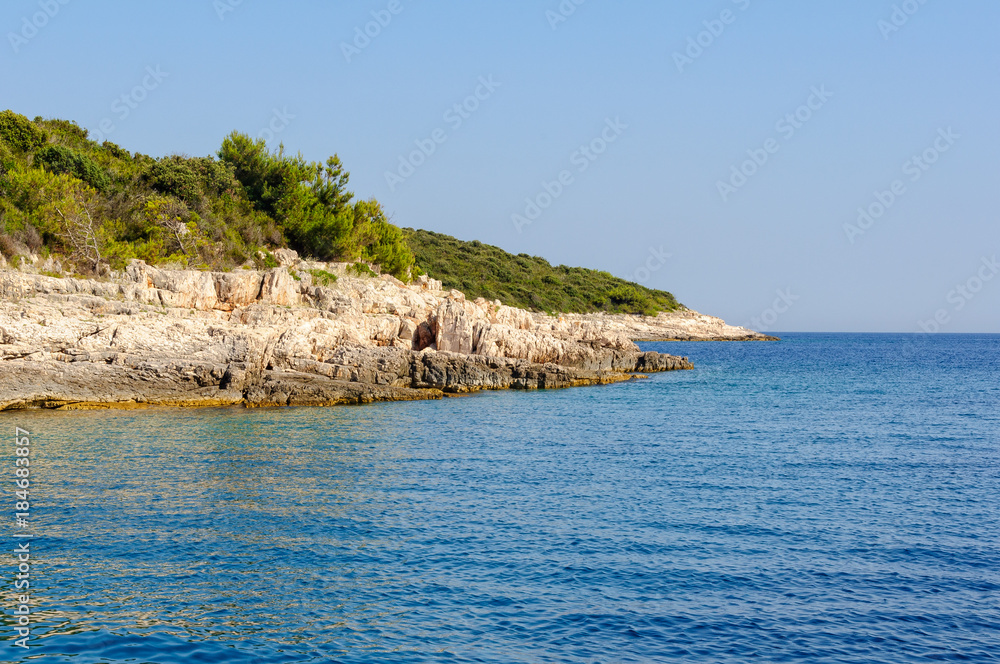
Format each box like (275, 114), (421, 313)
(0, 112), (414, 278)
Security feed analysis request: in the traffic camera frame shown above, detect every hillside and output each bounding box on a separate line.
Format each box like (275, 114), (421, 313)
(0, 110), (413, 278)
(406, 229), (682, 316)
(0, 110), (681, 316)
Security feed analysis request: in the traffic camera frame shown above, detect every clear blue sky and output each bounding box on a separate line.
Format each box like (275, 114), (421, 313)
(3, 0), (998, 332)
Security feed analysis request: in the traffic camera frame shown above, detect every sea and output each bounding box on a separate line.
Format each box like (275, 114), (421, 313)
(3, 333), (999, 663)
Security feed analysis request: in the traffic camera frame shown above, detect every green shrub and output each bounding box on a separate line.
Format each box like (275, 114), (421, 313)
(0, 111), (47, 153)
(191, 157), (240, 197)
(218, 131), (304, 218)
(347, 262), (376, 277)
(36, 145), (110, 191)
(353, 200), (413, 281)
(254, 250), (280, 270)
(102, 141), (131, 161)
(142, 157), (201, 205)
(103, 236), (166, 271)
(40, 118), (89, 142)
(280, 186), (354, 260)
(308, 268), (338, 286)
(0, 141), (16, 176)
(608, 285), (654, 314)
(608, 285), (640, 304)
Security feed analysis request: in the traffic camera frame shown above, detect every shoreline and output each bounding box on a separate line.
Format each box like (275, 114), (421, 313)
(634, 335), (781, 342)
(0, 255), (766, 412)
(0, 372), (661, 413)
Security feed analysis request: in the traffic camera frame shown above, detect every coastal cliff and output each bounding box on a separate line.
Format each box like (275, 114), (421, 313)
(0, 252), (764, 410)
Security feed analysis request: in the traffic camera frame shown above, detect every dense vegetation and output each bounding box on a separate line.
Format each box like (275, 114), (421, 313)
(405, 229), (682, 316)
(0, 110), (413, 278)
(0, 110), (682, 315)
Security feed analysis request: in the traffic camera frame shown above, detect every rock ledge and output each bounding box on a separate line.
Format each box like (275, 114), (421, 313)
(0, 257), (760, 410)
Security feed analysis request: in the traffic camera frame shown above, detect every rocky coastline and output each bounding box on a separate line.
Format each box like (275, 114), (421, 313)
(0, 252), (770, 410)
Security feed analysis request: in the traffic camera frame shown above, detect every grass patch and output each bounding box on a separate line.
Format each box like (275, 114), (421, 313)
(307, 268), (338, 286)
(347, 262), (376, 278)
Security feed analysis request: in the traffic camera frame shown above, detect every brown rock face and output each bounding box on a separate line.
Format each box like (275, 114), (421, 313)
(0, 257), (760, 410)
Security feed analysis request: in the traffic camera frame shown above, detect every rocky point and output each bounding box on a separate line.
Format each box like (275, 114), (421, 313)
(0, 250), (766, 410)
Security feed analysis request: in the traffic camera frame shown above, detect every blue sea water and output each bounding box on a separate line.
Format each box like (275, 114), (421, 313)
(3, 333), (1000, 663)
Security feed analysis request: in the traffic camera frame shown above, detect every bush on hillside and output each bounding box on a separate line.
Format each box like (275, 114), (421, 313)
(405, 228), (682, 315)
(0, 110), (47, 153)
(36, 145), (110, 192)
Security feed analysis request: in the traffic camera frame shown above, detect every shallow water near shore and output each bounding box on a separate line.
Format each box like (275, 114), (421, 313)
(4, 333), (999, 662)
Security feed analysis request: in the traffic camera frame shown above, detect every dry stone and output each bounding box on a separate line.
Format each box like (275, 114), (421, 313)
(0, 258), (776, 409)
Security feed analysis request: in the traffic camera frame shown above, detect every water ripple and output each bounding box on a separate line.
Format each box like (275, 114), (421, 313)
(2, 334), (999, 662)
